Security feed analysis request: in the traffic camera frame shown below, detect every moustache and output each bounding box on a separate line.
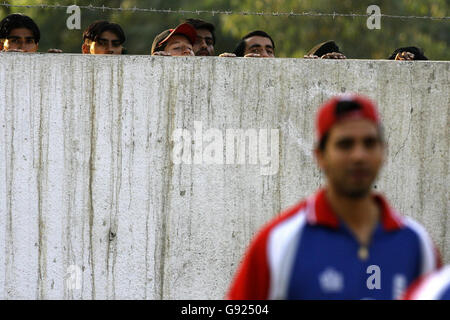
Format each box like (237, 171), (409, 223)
(197, 49), (210, 56)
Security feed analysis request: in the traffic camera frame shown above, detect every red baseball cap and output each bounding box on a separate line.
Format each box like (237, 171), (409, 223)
(316, 94), (381, 143)
(151, 23), (197, 54)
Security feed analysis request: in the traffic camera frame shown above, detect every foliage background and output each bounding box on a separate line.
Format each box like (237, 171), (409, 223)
(0, 0), (448, 59)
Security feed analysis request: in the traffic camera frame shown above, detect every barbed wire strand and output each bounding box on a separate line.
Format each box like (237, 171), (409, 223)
(0, 3), (449, 20)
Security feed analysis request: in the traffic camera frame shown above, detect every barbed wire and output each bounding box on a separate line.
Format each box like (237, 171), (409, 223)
(0, 2), (449, 21)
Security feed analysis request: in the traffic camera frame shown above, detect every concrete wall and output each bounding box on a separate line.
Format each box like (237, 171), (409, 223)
(0, 53), (448, 299)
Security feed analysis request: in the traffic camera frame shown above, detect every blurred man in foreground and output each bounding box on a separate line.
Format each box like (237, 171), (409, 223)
(227, 94), (441, 300)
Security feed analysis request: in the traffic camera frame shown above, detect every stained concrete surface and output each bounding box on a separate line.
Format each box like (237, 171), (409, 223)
(0, 53), (448, 299)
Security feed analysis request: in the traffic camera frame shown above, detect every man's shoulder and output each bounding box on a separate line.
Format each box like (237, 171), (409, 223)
(251, 197), (310, 245)
(396, 216), (443, 271)
(266, 198), (309, 232)
(400, 216), (432, 238)
(383, 208), (433, 244)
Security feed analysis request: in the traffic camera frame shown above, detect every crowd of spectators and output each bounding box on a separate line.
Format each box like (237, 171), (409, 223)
(0, 13), (430, 61)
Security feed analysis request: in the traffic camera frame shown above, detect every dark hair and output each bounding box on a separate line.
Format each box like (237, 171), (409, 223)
(233, 30), (275, 57)
(0, 13), (40, 43)
(318, 101), (384, 151)
(83, 20), (126, 44)
(185, 18), (215, 45)
(388, 46), (428, 60)
(307, 40), (342, 57)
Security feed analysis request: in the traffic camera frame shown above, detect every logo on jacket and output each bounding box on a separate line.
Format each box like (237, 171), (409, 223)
(319, 267), (344, 293)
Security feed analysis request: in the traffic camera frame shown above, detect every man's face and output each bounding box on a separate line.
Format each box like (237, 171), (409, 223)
(164, 35), (194, 56)
(193, 28), (214, 56)
(316, 118), (384, 198)
(85, 30), (122, 55)
(2, 28), (38, 52)
(244, 36), (274, 57)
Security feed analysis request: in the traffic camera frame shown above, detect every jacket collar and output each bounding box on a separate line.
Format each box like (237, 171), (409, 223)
(305, 188), (404, 231)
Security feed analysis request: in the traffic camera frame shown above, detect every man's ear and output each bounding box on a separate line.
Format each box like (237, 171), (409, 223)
(81, 43), (90, 54)
(381, 140), (388, 166)
(314, 146), (326, 171)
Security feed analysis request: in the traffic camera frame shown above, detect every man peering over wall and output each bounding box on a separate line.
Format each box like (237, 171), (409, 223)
(0, 13), (62, 53)
(219, 30), (276, 58)
(151, 23), (197, 57)
(388, 46), (428, 61)
(184, 18), (216, 57)
(82, 20), (126, 55)
(304, 40), (347, 59)
(0, 13), (40, 53)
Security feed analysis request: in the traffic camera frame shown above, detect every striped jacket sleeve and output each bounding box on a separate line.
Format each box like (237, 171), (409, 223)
(226, 226), (272, 299)
(404, 217), (442, 275)
(227, 201), (307, 300)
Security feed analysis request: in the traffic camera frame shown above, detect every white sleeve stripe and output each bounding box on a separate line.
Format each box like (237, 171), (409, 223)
(267, 209), (307, 300)
(414, 266), (450, 300)
(403, 217), (437, 274)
